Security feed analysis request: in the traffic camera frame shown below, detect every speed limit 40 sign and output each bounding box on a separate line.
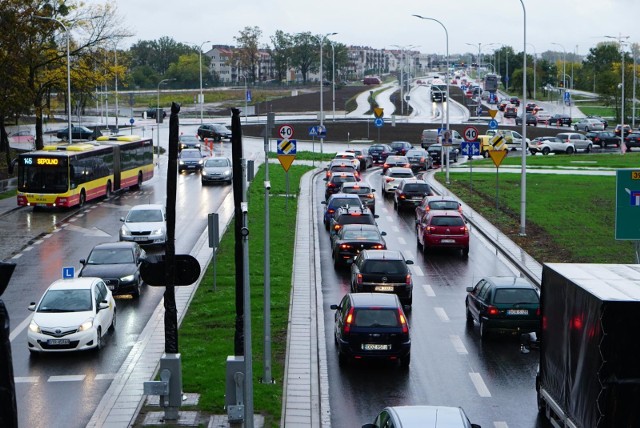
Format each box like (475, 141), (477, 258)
(278, 124), (295, 140)
(463, 126), (479, 142)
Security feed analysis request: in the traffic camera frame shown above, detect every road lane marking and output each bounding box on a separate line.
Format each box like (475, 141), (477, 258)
(434, 307), (449, 322)
(14, 376), (39, 383)
(10, 316), (32, 341)
(392, 226), (400, 233)
(449, 335), (468, 354)
(494, 422), (509, 428)
(469, 372), (491, 397)
(10, 253), (22, 260)
(95, 373), (117, 380)
(411, 265), (424, 277)
(48, 375), (86, 382)
(404, 250), (416, 260)
(421, 283), (435, 297)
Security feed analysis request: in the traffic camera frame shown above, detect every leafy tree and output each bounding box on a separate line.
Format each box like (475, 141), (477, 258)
(290, 32), (317, 84)
(233, 26), (262, 83)
(270, 30), (293, 83)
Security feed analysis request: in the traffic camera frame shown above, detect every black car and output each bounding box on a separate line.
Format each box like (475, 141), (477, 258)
(465, 276), (540, 340)
(78, 241), (146, 298)
(393, 179), (433, 211)
(325, 172), (358, 200)
(624, 132), (640, 150)
(339, 182), (376, 214)
(179, 134), (202, 151)
(331, 293), (411, 367)
(330, 224), (386, 268)
(585, 131), (619, 148)
(321, 193), (363, 231)
(329, 206), (378, 240)
(389, 141), (413, 156)
(548, 114), (572, 127)
(427, 144), (458, 164)
(350, 249), (413, 307)
(509, 96), (520, 106)
(368, 144), (393, 164)
(515, 113), (538, 126)
(178, 148), (205, 173)
(143, 108), (166, 120)
(405, 148), (432, 171)
(56, 125), (102, 141)
(197, 123), (232, 141)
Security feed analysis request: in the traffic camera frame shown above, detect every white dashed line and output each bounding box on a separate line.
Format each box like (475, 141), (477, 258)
(95, 373), (117, 380)
(43, 233), (52, 239)
(392, 226), (400, 233)
(434, 307), (450, 322)
(404, 250), (416, 260)
(411, 265), (424, 277)
(11, 254), (22, 259)
(421, 283), (435, 297)
(48, 375), (86, 382)
(469, 372), (491, 397)
(449, 335), (468, 354)
(23, 246), (33, 252)
(493, 422), (509, 428)
(14, 376), (39, 383)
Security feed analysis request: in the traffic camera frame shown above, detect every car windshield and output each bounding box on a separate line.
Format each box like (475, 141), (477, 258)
(340, 215), (373, 225)
(403, 183), (430, 193)
(390, 172), (414, 178)
(180, 151), (201, 159)
(362, 260), (407, 274)
(406, 150), (425, 157)
(37, 289), (92, 312)
(369, 145), (384, 151)
(329, 198), (361, 209)
(430, 216), (464, 226)
(331, 176), (356, 185)
(429, 201), (459, 210)
(88, 248), (134, 264)
(353, 309), (399, 327)
(205, 159), (229, 167)
(494, 288), (539, 304)
(342, 187), (370, 195)
(127, 209), (163, 223)
(342, 230), (380, 240)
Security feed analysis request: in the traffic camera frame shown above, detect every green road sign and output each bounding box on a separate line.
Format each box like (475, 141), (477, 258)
(615, 169), (640, 240)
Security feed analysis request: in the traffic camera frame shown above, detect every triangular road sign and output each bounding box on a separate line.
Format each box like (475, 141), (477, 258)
(488, 150), (508, 167)
(278, 154), (296, 172)
(488, 109), (498, 119)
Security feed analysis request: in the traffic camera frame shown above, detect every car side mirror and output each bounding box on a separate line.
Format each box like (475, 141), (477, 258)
(79, 259), (86, 265)
(380, 231), (387, 236)
(405, 260), (414, 265)
(330, 304), (340, 310)
(28, 303), (36, 311)
(373, 215), (379, 218)
(466, 286), (474, 292)
(321, 201), (327, 205)
(98, 300), (109, 311)
(120, 217), (125, 222)
(372, 189), (376, 192)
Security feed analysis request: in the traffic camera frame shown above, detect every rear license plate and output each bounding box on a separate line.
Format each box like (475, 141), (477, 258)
(375, 286), (394, 292)
(441, 239), (455, 244)
(362, 343), (390, 351)
(107, 285), (115, 290)
(48, 339), (70, 345)
(507, 309), (529, 315)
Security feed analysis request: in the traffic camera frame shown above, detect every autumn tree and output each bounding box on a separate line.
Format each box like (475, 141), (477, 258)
(234, 26), (262, 83)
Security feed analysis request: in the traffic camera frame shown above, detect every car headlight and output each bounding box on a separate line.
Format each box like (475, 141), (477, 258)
(79, 318), (94, 332)
(223, 171), (231, 176)
(179, 160), (185, 165)
(120, 226), (131, 237)
(201, 171), (208, 176)
(120, 274), (135, 283)
(29, 320), (41, 333)
(198, 159), (204, 165)
(152, 228), (164, 236)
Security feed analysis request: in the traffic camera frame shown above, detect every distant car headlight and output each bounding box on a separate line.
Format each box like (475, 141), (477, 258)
(179, 160), (185, 165)
(151, 228), (164, 236)
(201, 171), (208, 176)
(28, 320), (41, 333)
(79, 318), (94, 332)
(120, 274), (135, 283)
(198, 159), (204, 165)
(222, 170), (231, 176)
(120, 226), (131, 237)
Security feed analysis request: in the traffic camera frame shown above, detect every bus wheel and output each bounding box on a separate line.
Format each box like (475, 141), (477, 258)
(105, 182), (112, 199)
(78, 190), (86, 207)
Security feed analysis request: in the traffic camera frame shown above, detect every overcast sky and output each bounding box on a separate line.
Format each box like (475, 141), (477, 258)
(110, 0), (639, 57)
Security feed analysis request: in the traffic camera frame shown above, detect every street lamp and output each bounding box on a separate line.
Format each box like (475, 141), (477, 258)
(331, 41), (336, 121)
(605, 34), (630, 151)
(318, 32), (337, 158)
(197, 40), (210, 124)
(465, 42), (497, 80)
(517, 0), (528, 237)
(113, 44), (119, 133)
(413, 15), (450, 183)
(527, 43), (537, 100)
(157, 78), (175, 165)
(34, 15), (72, 144)
(391, 44), (418, 116)
(551, 42), (566, 112)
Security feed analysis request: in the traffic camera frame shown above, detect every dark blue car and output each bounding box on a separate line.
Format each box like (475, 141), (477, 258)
(321, 193), (362, 231)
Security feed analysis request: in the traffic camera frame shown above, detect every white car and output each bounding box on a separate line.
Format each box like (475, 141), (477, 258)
(119, 203), (167, 246)
(529, 137), (575, 155)
(483, 129), (530, 151)
(381, 167), (414, 194)
(334, 152), (360, 171)
(27, 277), (116, 354)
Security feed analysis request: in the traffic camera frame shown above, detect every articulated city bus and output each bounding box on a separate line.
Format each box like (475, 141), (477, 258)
(16, 135), (154, 208)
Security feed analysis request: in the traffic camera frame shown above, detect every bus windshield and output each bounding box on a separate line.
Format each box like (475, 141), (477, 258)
(18, 158), (69, 193)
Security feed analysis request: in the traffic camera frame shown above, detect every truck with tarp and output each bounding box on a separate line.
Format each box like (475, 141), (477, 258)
(536, 263), (640, 428)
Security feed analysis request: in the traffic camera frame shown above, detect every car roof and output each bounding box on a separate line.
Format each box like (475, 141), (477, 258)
(340, 224), (380, 232)
(387, 167), (413, 174)
(129, 203), (164, 211)
(427, 209), (464, 217)
(483, 276), (535, 289)
(400, 178), (427, 185)
(361, 249), (404, 260)
(48, 277), (101, 291)
(348, 292), (401, 308)
(340, 182), (370, 189)
(90, 241), (138, 251)
(327, 193), (360, 201)
(384, 406), (470, 427)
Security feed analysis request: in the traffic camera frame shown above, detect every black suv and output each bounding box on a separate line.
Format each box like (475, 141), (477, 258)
(331, 292), (411, 367)
(178, 148), (205, 173)
(197, 123), (232, 141)
(548, 114), (572, 127)
(393, 179), (433, 211)
(329, 206), (377, 239)
(350, 249), (414, 307)
(368, 144), (393, 164)
(389, 141), (413, 156)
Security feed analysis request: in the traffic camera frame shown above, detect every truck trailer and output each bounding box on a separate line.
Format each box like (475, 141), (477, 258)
(537, 263), (640, 428)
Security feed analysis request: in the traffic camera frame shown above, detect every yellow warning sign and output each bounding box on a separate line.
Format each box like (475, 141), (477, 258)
(488, 109), (498, 119)
(491, 134), (506, 151)
(489, 149), (508, 167)
(278, 154), (296, 172)
(373, 107), (384, 118)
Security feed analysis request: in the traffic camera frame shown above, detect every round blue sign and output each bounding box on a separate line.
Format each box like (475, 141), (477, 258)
(374, 118), (384, 127)
(488, 119), (498, 129)
(129, 118), (135, 125)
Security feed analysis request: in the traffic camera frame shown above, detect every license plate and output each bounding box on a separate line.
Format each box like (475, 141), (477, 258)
(134, 237), (147, 242)
(48, 339), (70, 345)
(375, 286), (394, 292)
(507, 309), (529, 315)
(362, 343), (390, 351)
(107, 285), (115, 290)
(441, 239), (455, 244)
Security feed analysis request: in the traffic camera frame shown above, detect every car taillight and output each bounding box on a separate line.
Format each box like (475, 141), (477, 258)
(405, 274), (412, 285)
(334, 224), (342, 231)
(327, 182), (336, 188)
(404, 163), (411, 168)
(461, 226), (469, 233)
(344, 307), (355, 334)
(399, 309), (409, 334)
(339, 244), (352, 250)
(386, 177), (394, 182)
(425, 226), (436, 233)
(367, 194), (374, 199)
(536, 308), (541, 316)
(420, 157), (425, 162)
(328, 209), (335, 214)
(371, 244), (385, 249)
(399, 193), (406, 199)
(487, 306), (499, 316)
(356, 273), (363, 285)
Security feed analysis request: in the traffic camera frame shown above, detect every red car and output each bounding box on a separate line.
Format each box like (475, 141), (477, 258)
(416, 210), (469, 257)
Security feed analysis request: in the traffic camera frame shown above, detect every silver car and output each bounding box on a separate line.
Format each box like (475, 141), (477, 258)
(363, 405), (481, 428)
(119, 204), (167, 247)
(574, 118), (605, 132)
(556, 132), (593, 153)
(201, 157), (233, 185)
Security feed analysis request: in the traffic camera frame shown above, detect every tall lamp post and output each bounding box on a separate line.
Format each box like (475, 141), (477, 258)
(413, 15), (450, 183)
(319, 32), (337, 158)
(34, 15), (72, 144)
(517, 0), (528, 236)
(551, 42), (566, 112)
(527, 43), (537, 100)
(114, 44), (119, 133)
(331, 41), (336, 121)
(157, 78), (175, 165)
(465, 42), (497, 81)
(391, 44), (417, 116)
(197, 40), (210, 124)
(605, 34), (630, 151)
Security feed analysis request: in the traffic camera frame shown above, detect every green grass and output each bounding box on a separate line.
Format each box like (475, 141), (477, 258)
(176, 164), (313, 427)
(0, 189), (16, 200)
(438, 171), (637, 263)
(268, 150), (336, 161)
(466, 152), (640, 169)
(579, 105), (616, 118)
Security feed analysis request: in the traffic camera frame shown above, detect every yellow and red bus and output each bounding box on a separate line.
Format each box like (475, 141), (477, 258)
(16, 135), (154, 208)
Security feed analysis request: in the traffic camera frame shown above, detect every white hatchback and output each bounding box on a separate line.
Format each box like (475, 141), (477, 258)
(27, 277), (116, 354)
